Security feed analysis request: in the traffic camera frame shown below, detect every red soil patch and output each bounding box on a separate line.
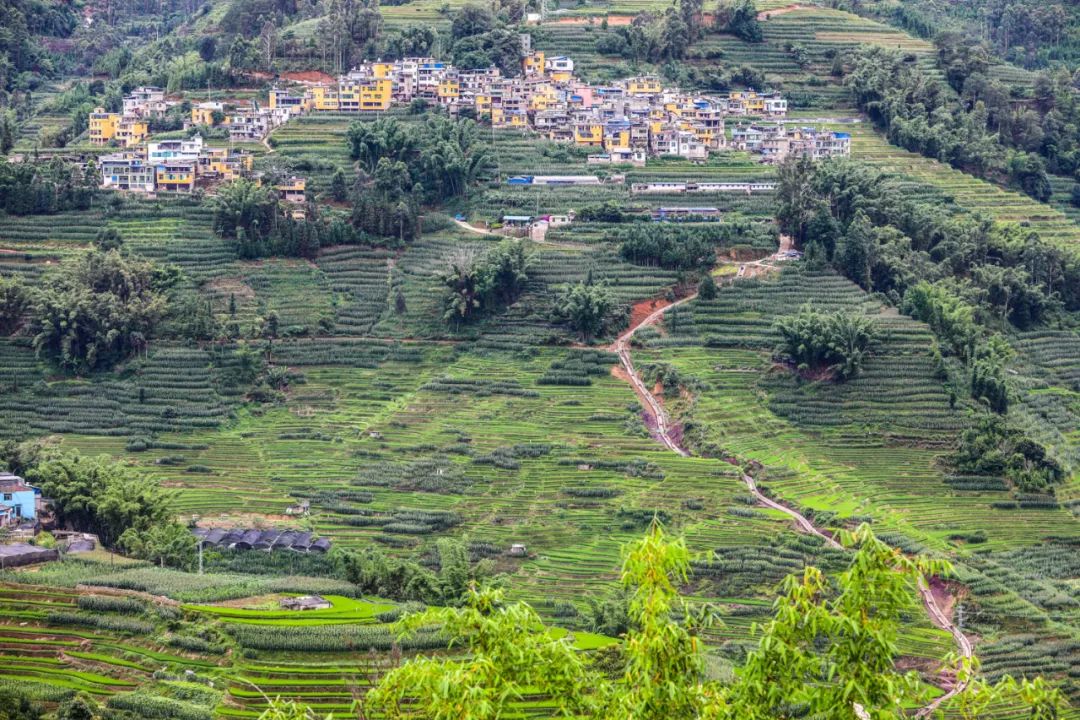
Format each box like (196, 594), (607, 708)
(757, 4), (810, 20)
(551, 14), (634, 25)
(282, 70), (335, 84)
(628, 297), (673, 334)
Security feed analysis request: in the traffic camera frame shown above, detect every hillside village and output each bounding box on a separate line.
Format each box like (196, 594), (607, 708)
(92, 48), (850, 197)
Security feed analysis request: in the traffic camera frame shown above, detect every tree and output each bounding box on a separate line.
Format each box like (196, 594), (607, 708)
(773, 305), (879, 380)
(213, 179), (278, 243)
(92, 227), (123, 251)
(553, 280), (617, 341)
(29, 453), (176, 547)
(698, 272), (718, 300)
(481, 238), (530, 306)
(775, 155), (819, 247)
(0, 688), (42, 720)
(312, 524), (1063, 720)
(366, 585), (603, 720)
(329, 168), (348, 202)
(836, 212), (873, 290)
(439, 249), (487, 325)
(119, 521), (197, 570)
(715, 0), (762, 42)
(0, 275), (30, 335)
(55, 694), (97, 720)
(607, 522), (713, 719)
(257, 699), (328, 720)
(717, 524), (950, 720)
(30, 249), (172, 373)
(451, 4), (495, 40)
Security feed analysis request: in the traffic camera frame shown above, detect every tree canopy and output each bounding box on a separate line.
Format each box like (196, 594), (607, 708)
(30, 249), (174, 373)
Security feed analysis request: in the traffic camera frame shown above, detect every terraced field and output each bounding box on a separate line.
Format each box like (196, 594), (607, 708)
(1, 1), (1079, 715)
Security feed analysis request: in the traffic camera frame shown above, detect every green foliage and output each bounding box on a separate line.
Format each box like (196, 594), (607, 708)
(0, 688), (42, 720)
(844, 46), (1063, 200)
(438, 239), (531, 325)
(56, 694), (97, 720)
(0, 275), (30, 335)
(717, 525), (950, 720)
(119, 521), (198, 570)
(714, 0), (762, 42)
(257, 699), (329, 720)
(698, 273), (718, 300)
(773, 305), (879, 380)
(552, 280), (618, 341)
(29, 249), (172, 373)
(212, 179), (278, 244)
(901, 282), (978, 358)
(953, 414), (1065, 492)
(331, 537), (491, 605)
(615, 225), (717, 270)
(346, 115), (494, 203)
(0, 158), (94, 215)
(367, 585), (602, 720)
(92, 227), (124, 252)
(29, 452), (176, 547)
(607, 522), (712, 720)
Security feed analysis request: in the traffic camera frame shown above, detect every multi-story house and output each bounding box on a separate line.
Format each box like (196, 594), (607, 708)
(148, 136), (204, 163)
(191, 101), (224, 126)
(545, 56), (574, 82)
(89, 108), (120, 145)
(269, 87), (307, 112)
(123, 86), (168, 118)
(155, 159), (197, 193)
(199, 147), (254, 181)
(115, 118), (149, 148)
(100, 153), (156, 193)
(229, 110), (273, 142)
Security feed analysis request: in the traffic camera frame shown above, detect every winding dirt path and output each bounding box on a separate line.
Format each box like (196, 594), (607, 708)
(609, 285), (973, 710)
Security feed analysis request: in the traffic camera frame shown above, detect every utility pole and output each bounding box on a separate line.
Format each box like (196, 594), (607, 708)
(198, 540), (204, 575)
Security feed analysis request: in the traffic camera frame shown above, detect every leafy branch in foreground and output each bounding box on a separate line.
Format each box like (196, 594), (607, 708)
(365, 585), (601, 719)
(330, 523), (1067, 720)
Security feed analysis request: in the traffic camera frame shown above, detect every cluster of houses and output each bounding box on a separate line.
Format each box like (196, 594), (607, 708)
(191, 527), (331, 553)
(98, 133), (306, 205)
(90, 85), (298, 147)
(263, 47), (849, 163)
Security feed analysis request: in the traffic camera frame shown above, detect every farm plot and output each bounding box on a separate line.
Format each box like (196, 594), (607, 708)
(848, 123), (1080, 249)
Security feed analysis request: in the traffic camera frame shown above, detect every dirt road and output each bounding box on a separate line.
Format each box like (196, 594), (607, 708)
(608, 285), (973, 710)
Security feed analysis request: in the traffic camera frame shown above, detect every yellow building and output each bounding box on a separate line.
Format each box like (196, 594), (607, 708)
(436, 79), (460, 103)
(89, 108), (120, 145)
(604, 128), (631, 150)
(274, 177), (306, 204)
(362, 79), (393, 110)
(523, 51), (545, 76)
(627, 77), (661, 96)
(339, 78), (392, 111)
(548, 70), (572, 83)
(308, 85), (340, 111)
(115, 119), (149, 148)
(574, 123), (603, 146)
(491, 107), (505, 125)
(269, 88), (305, 111)
(191, 102), (223, 126)
(202, 148), (253, 180)
(155, 161), (196, 193)
(475, 94), (492, 114)
(371, 63), (393, 79)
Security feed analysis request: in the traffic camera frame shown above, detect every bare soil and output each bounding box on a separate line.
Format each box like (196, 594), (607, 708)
(757, 4), (810, 20)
